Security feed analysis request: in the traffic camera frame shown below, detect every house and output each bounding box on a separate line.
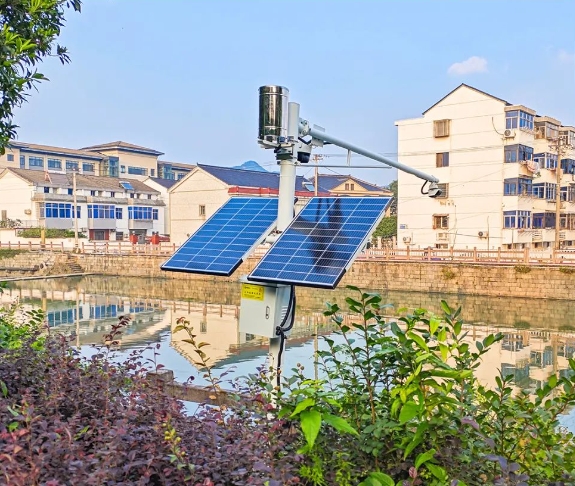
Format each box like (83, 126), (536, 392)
(0, 168), (165, 241)
(143, 177), (179, 235)
(395, 84), (575, 250)
(168, 164), (331, 245)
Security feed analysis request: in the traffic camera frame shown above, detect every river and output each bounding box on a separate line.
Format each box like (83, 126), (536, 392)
(2, 275), (575, 420)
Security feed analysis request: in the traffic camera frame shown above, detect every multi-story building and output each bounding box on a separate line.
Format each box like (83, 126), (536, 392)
(396, 84), (575, 250)
(0, 140), (194, 182)
(0, 168), (165, 241)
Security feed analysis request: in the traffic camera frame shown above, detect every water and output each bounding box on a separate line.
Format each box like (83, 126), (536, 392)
(3, 275), (575, 425)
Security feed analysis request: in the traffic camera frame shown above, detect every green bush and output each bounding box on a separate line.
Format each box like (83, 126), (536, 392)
(0, 249), (26, 260)
(0, 283), (45, 350)
(16, 227), (86, 239)
(255, 286), (575, 485)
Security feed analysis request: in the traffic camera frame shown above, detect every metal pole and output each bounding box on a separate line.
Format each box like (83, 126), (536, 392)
(269, 102), (300, 377)
(553, 136), (565, 251)
(73, 171), (79, 252)
(303, 122), (439, 183)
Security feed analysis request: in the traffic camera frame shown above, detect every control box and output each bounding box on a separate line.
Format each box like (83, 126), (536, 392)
(238, 277), (292, 338)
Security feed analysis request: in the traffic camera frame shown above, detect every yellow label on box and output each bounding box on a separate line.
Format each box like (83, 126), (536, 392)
(241, 283), (265, 301)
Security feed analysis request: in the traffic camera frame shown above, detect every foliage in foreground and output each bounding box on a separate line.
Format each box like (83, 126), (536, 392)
(0, 0), (82, 153)
(2, 286), (575, 485)
(255, 287), (575, 485)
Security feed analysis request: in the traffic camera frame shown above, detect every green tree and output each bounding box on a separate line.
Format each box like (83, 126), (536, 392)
(0, 0), (81, 153)
(372, 180), (398, 239)
(387, 179), (397, 215)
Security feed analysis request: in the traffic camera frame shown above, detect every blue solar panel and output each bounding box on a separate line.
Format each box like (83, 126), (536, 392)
(119, 181), (134, 191)
(248, 197), (391, 289)
(161, 197), (278, 276)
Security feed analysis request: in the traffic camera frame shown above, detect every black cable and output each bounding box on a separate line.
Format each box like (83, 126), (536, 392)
(275, 286), (296, 388)
(420, 180), (430, 195)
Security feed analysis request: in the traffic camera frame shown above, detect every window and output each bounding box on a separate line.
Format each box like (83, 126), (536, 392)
(433, 119), (450, 138)
(87, 204), (115, 219)
(534, 153), (557, 170)
(436, 183), (448, 198)
(90, 190), (96, 196)
(505, 110), (534, 130)
(120, 165), (126, 173)
(436, 152), (449, 167)
(67, 188), (73, 195)
(115, 207), (123, 219)
(83, 163), (95, 172)
(47, 158), (62, 169)
(6, 154), (14, 162)
(39, 203), (79, 219)
(152, 209), (158, 220)
(147, 194), (152, 200)
(161, 164), (173, 180)
(43, 187), (50, 194)
(561, 159), (575, 175)
(128, 166), (148, 176)
(19, 155), (25, 168)
(177, 173), (185, 180)
(29, 156), (44, 168)
(128, 206), (154, 220)
(503, 177), (532, 196)
(533, 213), (544, 229)
(199, 205), (206, 217)
(110, 191), (116, 198)
(66, 160), (78, 171)
(432, 215), (448, 229)
(533, 183), (557, 200)
(150, 169), (155, 177)
(345, 183), (349, 190)
(503, 210), (531, 229)
(504, 144), (533, 163)
(561, 130), (575, 147)
(130, 193), (135, 198)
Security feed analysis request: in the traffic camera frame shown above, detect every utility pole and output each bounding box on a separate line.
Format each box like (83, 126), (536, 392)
(73, 170), (79, 252)
(550, 135), (572, 250)
(312, 154), (323, 196)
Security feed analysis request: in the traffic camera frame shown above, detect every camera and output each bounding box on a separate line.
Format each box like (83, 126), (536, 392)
(427, 182), (443, 198)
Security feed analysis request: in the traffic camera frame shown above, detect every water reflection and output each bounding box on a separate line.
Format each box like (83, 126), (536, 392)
(2, 275), (575, 397)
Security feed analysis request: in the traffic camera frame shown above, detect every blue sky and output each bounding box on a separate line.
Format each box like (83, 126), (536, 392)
(14, 0), (575, 186)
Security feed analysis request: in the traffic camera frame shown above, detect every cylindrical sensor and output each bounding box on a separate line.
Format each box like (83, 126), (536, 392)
(258, 85), (289, 145)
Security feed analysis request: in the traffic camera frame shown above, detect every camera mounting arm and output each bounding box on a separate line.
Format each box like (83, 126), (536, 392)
(299, 118), (439, 184)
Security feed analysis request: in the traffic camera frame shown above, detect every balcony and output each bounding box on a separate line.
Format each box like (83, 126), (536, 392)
(128, 219), (153, 230)
(88, 218), (116, 230)
(33, 194), (87, 203)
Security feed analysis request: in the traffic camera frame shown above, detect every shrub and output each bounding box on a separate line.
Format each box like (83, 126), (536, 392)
(16, 227), (86, 239)
(0, 317), (301, 485)
(0, 249), (26, 260)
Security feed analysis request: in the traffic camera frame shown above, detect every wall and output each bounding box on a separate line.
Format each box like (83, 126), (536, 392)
(0, 171), (36, 224)
(0, 146), (21, 171)
(68, 254), (575, 301)
(169, 168), (229, 245)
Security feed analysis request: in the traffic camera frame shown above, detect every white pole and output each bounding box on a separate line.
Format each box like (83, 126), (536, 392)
(269, 101), (299, 382)
(73, 171), (79, 252)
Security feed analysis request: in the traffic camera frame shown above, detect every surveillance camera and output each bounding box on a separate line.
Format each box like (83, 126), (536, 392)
(427, 182), (442, 198)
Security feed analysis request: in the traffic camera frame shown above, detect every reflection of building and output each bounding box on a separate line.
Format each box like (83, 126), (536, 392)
(396, 84), (575, 250)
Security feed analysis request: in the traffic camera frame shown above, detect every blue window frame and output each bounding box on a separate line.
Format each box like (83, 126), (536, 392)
(152, 208), (158, 220)
(7, 154), (14, 162)
(47, 158), (62, 169)
(40, 203), (79, 219)
(504, 178), (532, 196)
(504, 144), (534, 163)
(83, 163), (95, 172)
(533, 213), (544, 229)
(561, 159), (575, 175)
(43, 187), (50, 194)
(20, 155), (25, 168)
(506, 110), (534, 130)
(87, 204), (115, 219)
(115, 207), (123, 219)
(28, 156), (44, 168)
(545, 213), (556, 229)
(67, 188), (73, 195)
(66, 160), (78, 171)
(532, 183), (556, 200)
(534, 153), (557, 170)
(503, 210), (531, 229)
(128, 206), (154, 220)
(128, 166), (148, 176)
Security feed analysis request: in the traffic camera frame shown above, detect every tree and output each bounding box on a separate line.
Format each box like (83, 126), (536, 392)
(372, 180), (398, 239)
(0, 0), (81, 154)
(387, 179), (397, 215)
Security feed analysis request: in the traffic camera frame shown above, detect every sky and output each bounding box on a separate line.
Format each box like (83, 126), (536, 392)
(13, 0), (575, 187)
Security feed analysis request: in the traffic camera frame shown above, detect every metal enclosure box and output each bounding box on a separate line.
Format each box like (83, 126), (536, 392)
(238, 277), (291, 338)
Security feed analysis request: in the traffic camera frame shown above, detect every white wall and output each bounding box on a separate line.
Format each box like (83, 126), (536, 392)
(0, 172), (36, 225)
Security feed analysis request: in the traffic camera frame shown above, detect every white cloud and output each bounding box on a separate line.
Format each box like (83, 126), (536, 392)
(447, 56), (488, 76)
(558, 49), (575, 65)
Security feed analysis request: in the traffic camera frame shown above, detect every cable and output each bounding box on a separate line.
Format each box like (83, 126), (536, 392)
(275, 286), (296, 388)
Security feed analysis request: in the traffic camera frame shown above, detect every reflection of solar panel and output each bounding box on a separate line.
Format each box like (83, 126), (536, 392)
(119, 181), (134, 191)
(248, 197), (390, 289)
(161, 197), (278, 276)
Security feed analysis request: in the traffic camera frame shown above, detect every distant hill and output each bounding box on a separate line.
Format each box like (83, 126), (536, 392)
(233, 160), (268, 172)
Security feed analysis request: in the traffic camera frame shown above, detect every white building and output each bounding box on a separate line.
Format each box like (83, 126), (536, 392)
(0, 168), (165, 241)
(396, 84), (575, 250)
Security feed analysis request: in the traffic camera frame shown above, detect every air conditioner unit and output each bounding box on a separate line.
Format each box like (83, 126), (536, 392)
(504, 129), (516, 139)
(437, 232), (449, 241)
(478, 231), (489, 238)
(24, 209), (32, 215)
(402, 236), (411, 243)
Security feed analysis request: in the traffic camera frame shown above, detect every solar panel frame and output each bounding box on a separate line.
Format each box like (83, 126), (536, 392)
(248, 197), (391, 289)
(161, 197), (278, 276)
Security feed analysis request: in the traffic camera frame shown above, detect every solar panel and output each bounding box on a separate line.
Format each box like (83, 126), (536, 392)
(161, 197), (278, 276)
(120, 181), (134, 191)
(248, 197), (391, 289)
